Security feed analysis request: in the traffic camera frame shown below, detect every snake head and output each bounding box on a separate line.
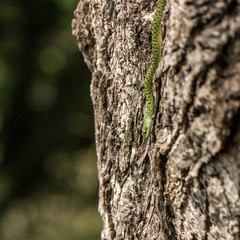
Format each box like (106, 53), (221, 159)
(142, 118), (151, 139)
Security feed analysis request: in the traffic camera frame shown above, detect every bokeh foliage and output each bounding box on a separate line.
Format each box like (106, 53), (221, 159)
(0, 0), (102, 239)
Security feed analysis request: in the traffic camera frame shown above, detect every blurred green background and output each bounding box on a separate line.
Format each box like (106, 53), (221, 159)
(0, 0), (102, 239)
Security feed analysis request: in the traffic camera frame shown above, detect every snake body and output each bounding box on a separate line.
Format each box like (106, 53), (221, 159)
(142, 0), (166, 139)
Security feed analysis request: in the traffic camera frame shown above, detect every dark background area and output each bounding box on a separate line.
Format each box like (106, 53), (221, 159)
(0, 0), (102, 239)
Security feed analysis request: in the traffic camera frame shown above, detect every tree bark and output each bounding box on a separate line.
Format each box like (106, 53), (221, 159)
(72, 0), (240, 239)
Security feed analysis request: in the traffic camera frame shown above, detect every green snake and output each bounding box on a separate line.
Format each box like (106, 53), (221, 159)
(142, 0), (167, 139)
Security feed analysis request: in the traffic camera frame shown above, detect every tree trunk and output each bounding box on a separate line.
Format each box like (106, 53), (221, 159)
(72, 0), (240, 239)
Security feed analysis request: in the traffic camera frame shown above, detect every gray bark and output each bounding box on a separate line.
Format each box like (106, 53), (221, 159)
(72, 0), (240, 239)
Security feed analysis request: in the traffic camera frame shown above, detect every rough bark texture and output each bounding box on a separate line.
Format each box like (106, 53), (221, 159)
(72, 0), (240, 239)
